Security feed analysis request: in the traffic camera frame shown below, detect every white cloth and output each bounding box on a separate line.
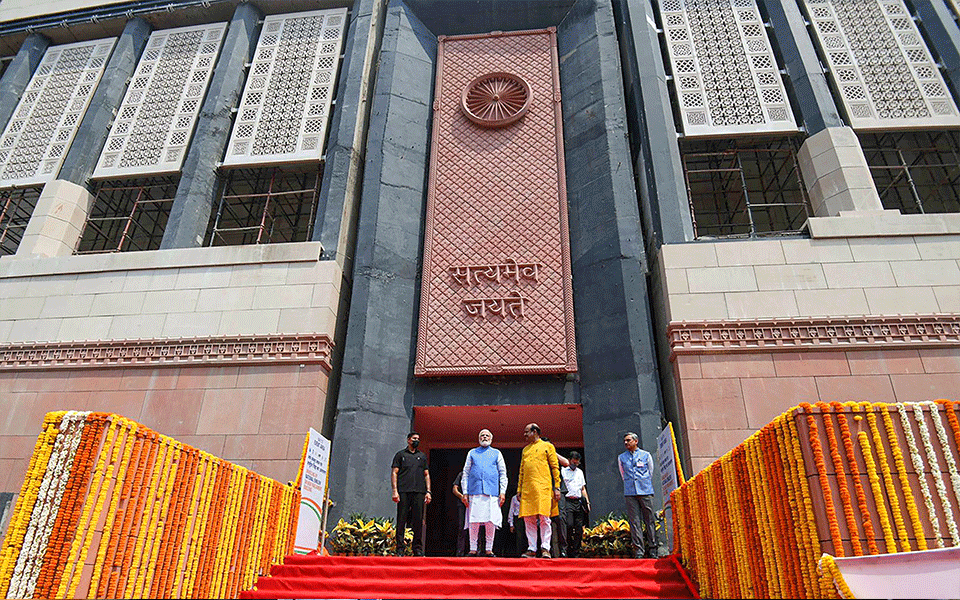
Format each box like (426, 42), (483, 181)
(524, 514), (551, 552)
(466, 494), (503, 527)
(468, 521), (496, 553)
(508, 495), (520, 528)
(561, 466), (586, 498)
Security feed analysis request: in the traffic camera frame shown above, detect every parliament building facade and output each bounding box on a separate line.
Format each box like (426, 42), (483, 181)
(0, 0), (958, 554)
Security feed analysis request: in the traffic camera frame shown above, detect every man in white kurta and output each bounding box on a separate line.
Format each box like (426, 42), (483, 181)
(461, 429), (508, 556)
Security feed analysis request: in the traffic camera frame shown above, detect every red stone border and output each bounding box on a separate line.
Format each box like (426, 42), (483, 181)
(669, 314), (960, 358)
(0, 334), (333, 371)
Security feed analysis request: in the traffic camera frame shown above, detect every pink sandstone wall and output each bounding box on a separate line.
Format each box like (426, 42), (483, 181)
(675, 347), (960, 474)
(0, 362), (328, 493)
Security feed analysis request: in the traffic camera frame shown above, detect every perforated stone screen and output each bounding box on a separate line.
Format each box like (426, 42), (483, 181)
(803, 0), (960, 130)
(415, 29), (577, 377)
(0, 39), (116, 188)
(222, 8), (347, 167)
(656, 0), (797, 137)
(92, 23), (227, 179)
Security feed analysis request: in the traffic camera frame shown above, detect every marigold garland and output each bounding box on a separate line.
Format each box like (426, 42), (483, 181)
(833, 403), (879, 555)
(922, 402), (960, 546)
(912, 402), (957, 546)
(898, 402), (943, 548)
(0, 412), (301, 599)
(673, 402), (959, 600)
(865, 403), (910, 552)
(818, 554), (854, 599)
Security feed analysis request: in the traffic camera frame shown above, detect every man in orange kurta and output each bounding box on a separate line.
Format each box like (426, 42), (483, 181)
(516, 423), (560, 558)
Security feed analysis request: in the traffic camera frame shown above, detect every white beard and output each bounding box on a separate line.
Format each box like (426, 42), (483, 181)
(479, 440), (491, 447)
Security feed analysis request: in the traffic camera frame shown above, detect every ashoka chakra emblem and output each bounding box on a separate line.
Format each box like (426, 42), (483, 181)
(461, 72), (532, 128)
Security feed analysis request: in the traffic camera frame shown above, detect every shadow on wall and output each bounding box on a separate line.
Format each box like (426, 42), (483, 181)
(405, 0), (578, 35)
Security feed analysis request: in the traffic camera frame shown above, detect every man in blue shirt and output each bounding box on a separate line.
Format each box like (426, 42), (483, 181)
(618, 432), (657, 559)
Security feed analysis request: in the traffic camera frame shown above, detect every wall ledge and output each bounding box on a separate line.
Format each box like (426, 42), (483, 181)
(808, 210), (960, 238)
(0, 242), (324, 279)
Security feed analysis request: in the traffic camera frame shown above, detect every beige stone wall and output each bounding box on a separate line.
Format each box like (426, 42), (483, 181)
(660, 234), (960, 322)
(0, 0), (126, 23)
(0, 243), (340, 343)
(0, 363), (327, 492)
(675, 348), (960, 473)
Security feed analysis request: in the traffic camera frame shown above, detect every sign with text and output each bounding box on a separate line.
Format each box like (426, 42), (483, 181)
(657, 424), (679, 506)
(294, 428), (331, 554)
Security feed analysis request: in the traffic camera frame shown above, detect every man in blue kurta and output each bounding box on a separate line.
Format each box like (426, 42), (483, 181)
(618, 431), (657, 558)
(462, 429), (508, 556)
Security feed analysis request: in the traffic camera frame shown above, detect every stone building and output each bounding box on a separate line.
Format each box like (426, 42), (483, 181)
(0, 0), (958, 555)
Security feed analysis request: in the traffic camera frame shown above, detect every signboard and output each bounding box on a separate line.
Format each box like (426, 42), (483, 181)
(294, 428), (331, 554)
(657, 423), (680, 505)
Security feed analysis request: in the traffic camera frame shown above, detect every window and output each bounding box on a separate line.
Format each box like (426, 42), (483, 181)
(207, 167), (320, 246)
(860, 130), (960, 214)
(682, 137), (811, 238)
(0, 187), (41, 255)
(75, 176), (178, 254)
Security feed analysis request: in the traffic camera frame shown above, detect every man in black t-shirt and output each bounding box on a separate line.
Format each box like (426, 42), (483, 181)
(391, 432), (431, 556)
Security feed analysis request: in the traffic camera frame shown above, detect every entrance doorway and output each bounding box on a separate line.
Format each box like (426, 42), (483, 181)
(414, 404), (584, 556)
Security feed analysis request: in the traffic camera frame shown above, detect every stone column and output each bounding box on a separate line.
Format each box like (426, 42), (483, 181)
(160, 2), (263, 249)
(0, 33), (49, 132)
(313, 0), (388, 270)
(913, 0), (960, 97)
(15, 180), (94, 257)
(760, 0), (844, 135)
(58, 18), (152, 186)
(618, 0), (694, 245)
(797, 126), (883, 217)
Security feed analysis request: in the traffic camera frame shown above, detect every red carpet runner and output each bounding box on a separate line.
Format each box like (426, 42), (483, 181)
(240, 554), (699, 599)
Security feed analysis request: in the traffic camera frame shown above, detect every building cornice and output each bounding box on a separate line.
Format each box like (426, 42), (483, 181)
(0, 334), (333, 371)
(668, 314), (960, 358)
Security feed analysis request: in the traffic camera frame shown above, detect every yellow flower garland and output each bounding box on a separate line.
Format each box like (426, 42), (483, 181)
(857, 431), (897, 553)
(882, 407), (926, 550)
(818, 554), (854, 599)
(866, 404), (910, 552)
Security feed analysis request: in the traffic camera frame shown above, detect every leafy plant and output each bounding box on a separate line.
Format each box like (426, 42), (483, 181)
(581, 513), (633, 558)
(329, 513), (413, 556)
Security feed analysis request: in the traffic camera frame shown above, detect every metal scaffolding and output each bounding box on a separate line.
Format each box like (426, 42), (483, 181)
(208, 166), (321, 247)
(0, 186), (41, 256)
(75, 176), (179, 254)
(681, 136), (811, 239)
(859, 130), (960, 215)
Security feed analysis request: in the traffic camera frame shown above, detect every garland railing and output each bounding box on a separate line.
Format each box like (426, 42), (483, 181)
(672, 400), (960, 599)
(0, 411), (300, 599)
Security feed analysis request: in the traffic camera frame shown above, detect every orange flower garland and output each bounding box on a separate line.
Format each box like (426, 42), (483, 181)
(865, 404), (910, 552)
(803, 403), (844, 559)
(833, 403), (879, 554)
(1, 412), (301, 599)
(822, 406), (862, 556)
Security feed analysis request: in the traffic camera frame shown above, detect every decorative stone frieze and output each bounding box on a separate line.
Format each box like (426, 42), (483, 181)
(0, 334), (333, 371)
(669, 314), (960, 357)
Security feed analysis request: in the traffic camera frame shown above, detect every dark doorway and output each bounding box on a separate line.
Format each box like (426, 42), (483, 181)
(425, 445), (585, 556)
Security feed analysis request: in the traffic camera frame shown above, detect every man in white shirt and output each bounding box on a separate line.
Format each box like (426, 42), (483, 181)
(561, 451), (590, 557)
(462, 429), (508, 556)
(507, 493), (525, 556)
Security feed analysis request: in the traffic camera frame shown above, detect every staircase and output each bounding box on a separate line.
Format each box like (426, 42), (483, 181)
(240, 554), (699, 599)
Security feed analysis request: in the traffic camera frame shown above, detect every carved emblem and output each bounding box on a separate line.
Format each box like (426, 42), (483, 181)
(461, 72), (532, 128)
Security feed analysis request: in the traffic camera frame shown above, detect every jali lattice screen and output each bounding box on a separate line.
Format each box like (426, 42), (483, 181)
(92, 23), (227, 179)
(416, 29), (577, 376)
(0, 39), (116, 188)
(222, 8), (347, 167)
(656, 0), (797, 137)
(803, 0), (960, 130)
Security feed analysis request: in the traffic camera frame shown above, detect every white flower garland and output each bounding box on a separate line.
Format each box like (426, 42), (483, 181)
(898, 403), (944, 548)
(923, 402), (960, 547)
(7, 411), (88, 598)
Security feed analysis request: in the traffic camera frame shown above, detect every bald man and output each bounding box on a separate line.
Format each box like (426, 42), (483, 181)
(462, 429), (507, 556)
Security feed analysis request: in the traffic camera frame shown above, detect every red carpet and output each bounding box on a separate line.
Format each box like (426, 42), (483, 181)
(240, 554), (699, 599)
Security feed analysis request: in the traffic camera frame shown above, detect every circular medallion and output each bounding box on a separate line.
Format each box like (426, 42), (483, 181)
(460, 72), (532, 128)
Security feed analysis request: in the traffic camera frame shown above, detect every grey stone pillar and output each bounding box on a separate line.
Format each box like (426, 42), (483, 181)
(616, 0), (693, 246)
(913, 0), (960, 98)
(58, 18), (152, 186)
(558, 0), (664, 520)
(327, 0), (437, 524)
(760, 0), (844, 135)
(160, 2), (262, 249)
(313, 0), (388, 270)
(0, 33), (50, 132)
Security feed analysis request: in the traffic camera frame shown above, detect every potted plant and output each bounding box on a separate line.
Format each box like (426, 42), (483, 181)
(329, 513), (413, 556)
